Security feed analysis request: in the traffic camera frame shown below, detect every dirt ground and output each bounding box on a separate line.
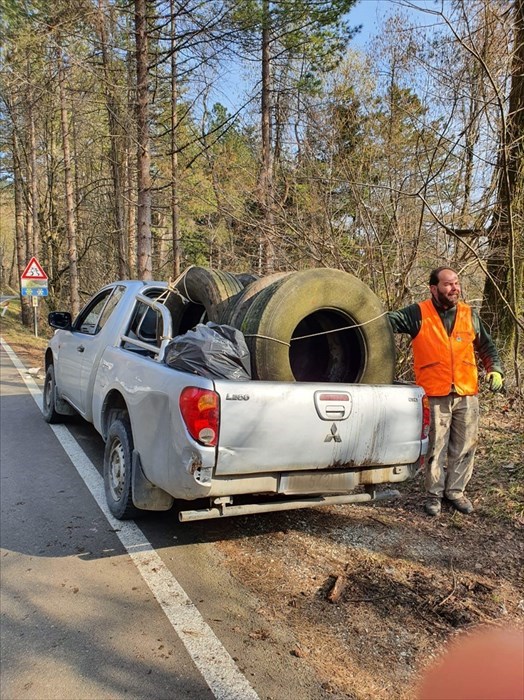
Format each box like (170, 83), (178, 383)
(3, 320), (523, 700)
(217, 399), (523, 699)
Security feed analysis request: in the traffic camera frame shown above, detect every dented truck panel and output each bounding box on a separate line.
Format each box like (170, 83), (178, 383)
(213, 380), (426, 476)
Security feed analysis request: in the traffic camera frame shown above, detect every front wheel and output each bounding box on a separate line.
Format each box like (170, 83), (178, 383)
(104, 417), (140, 519)
(42, 365), (62, 424)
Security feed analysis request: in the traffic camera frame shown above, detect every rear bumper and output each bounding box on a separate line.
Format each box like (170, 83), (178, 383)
(206, 462), (417, 499)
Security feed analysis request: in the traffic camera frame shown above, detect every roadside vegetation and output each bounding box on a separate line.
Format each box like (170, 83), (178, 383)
(0, 299), (50, 358)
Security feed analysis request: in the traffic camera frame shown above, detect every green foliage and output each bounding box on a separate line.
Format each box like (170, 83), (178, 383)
(225, 0), (359, 82)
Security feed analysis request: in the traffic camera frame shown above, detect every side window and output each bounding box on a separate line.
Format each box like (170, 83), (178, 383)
(125, 301), (161, 347)
(98, 285), (125, 331)
(74, 288), (115, 335)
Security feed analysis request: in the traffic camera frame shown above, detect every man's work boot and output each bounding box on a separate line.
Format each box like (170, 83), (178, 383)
(448, 496), (474, 514)
(425, 497), (441, 517)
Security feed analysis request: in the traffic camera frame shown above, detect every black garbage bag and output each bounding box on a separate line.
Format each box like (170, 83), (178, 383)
(164, 322), (251, 380)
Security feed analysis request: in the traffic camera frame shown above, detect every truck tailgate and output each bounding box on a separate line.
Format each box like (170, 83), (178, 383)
(213, 381), (425, 475)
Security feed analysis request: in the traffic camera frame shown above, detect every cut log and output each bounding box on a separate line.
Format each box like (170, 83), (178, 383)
(327, 574), (347, 603)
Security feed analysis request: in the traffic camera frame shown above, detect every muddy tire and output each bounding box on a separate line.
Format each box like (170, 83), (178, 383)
(154, 288), (189, 339)
(104, 417), (140, 520)
(174, 267), (244, 333)
(218, 271), (292, 325)
(240, 268), (395, 383)
(234, 272), (259, 287)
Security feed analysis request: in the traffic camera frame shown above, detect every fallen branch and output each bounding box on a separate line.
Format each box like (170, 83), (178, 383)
(434, 558), (458, 609)
(367, 515), (391, 527)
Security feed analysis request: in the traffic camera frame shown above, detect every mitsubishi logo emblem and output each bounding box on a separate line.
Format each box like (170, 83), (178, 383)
(324, 423), (342, 443)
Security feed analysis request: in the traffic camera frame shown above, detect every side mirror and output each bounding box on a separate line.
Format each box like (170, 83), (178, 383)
(48, 311), (73, 331)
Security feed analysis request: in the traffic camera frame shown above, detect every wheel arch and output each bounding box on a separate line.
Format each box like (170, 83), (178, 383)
(100, 390), (129, 441)
(45, 348), (54, 369)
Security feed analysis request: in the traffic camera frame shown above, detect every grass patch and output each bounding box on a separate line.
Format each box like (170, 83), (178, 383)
(0, 298), (50, 368)
(485, 483), (524, 522)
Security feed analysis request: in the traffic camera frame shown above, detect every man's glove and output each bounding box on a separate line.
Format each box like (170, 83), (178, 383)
(486, 371), (503, 392)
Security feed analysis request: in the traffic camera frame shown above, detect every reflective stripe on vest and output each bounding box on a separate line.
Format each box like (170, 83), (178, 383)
(412, 300), (478, 396)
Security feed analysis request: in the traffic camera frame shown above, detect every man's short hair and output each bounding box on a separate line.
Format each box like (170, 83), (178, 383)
(429, 266), (458, 286)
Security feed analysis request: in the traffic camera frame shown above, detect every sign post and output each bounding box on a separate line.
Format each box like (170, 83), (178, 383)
(21, 257), (48, 338)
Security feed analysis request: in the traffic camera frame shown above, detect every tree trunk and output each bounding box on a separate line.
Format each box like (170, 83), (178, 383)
(12, 130), (32, 326)
(28, 103), (40, 259)
(135, 0), (152, 280)
(482, 0), (523, 368)
(57, 43), (80, 316)
(170, 0), (181, 278)
(258, 0), (275, 274)
(97, 0), (127, 279)
(126, 27), (137, 279)
(125, 146), (137, 278)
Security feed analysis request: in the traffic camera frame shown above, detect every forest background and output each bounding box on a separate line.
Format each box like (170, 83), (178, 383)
(0, 0), (522, 390)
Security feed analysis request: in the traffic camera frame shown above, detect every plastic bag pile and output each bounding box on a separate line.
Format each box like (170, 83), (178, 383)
(164, 322), (251, 381)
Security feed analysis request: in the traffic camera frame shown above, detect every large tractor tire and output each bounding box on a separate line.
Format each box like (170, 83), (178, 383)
(218, 272), (292, 326)
(239, 268), (396, 383)
(234, 272), (259, 288)
(174, 267), (244, 334)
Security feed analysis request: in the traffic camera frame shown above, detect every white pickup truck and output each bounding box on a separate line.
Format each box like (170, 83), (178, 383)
(43, 277), (429, 522)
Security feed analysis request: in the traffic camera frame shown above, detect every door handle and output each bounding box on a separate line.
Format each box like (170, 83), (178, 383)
(77, 345), (85, 353)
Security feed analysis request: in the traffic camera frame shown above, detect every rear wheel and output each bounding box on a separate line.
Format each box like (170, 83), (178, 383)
(104, 417), (140, 519)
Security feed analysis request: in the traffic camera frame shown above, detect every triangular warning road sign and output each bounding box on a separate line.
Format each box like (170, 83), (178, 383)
(21, 257), (48, 280)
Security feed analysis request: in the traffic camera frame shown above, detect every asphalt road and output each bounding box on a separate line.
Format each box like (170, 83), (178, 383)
(0, 342), (326, 700)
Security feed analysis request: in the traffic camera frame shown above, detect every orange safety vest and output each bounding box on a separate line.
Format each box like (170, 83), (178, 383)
(412, 299), (478, 396)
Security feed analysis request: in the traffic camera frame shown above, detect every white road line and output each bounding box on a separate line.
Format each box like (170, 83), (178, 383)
(1, 338), (260, 700)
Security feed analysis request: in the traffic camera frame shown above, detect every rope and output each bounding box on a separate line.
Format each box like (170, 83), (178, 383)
(243, 310), (390, 346)
(177, 264), (198, 303)
(154, 265), (195, 305)
(242, 333), (291, 347)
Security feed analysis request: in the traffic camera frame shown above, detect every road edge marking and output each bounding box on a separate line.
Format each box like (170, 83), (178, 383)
(1, 337), (260, 700)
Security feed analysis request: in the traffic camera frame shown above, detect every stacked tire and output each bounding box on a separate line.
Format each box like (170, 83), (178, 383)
(170, 266), (396, 384)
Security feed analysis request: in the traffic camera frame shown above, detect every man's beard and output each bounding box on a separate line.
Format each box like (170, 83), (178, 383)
(435, 289), (459, 309)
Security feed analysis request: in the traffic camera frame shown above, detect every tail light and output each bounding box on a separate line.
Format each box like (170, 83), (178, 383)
(179, 387), (219, 446)
(416, 394), (430, 468)
(421, 394), (430, 440)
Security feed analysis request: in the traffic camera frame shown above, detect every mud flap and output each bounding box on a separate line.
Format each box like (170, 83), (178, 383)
(55, 395), (76, 416)
(132, 450), (174, 511)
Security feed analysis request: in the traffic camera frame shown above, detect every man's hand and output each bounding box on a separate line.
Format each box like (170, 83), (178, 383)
(486, 371), (503, 392)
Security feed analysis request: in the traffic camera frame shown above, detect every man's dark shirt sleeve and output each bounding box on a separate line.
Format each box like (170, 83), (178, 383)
(387, 304), (421, 338)
(472, 310), (504, 375)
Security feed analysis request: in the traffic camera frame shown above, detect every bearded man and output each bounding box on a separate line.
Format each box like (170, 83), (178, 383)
(388, 267), (504, 516)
